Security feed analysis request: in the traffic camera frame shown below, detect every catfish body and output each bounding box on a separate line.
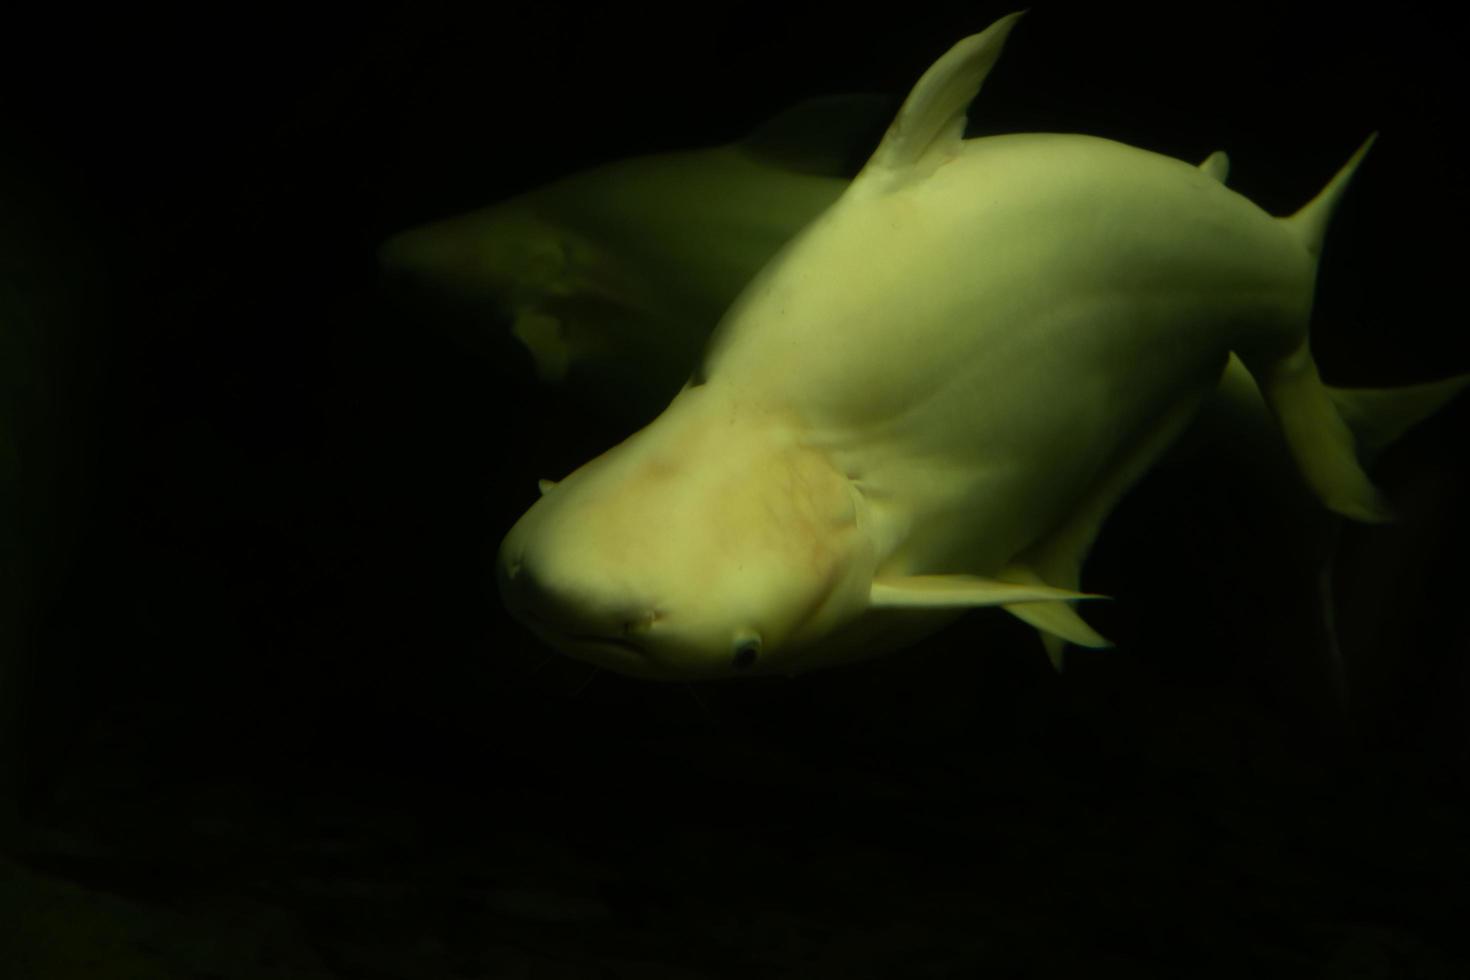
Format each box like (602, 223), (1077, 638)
(498, 13), (1463, 680)
(705, 130), (1315, 581)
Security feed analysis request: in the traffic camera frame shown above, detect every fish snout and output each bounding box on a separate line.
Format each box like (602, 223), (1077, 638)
(498, 539), (576, 633)
(496, 540), (663, 675)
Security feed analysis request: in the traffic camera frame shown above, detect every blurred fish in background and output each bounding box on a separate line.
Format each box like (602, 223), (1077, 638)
(378, 95), (892, 426)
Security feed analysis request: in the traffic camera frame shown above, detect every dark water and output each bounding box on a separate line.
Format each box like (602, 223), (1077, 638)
(3, 4), (1468, 977)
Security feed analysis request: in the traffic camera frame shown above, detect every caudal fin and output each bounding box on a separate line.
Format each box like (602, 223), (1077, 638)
(1331, 373), (1470, 460)
(1255, 358), (1470, 524)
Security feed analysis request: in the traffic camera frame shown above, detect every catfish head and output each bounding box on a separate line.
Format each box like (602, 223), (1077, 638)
(497, 384), (874, 680)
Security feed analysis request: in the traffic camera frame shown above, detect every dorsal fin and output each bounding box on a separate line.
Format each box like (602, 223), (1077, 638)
(1199, 150), (1230, 183)
(860, 11), (1026, 183)
(1283, 133), (1377, 258)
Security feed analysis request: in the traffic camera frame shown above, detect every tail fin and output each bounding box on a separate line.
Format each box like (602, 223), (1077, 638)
(1330, 373), (1470, 460)
(1253, 364), (1470, 525)
(1282, 133), (1378, 258)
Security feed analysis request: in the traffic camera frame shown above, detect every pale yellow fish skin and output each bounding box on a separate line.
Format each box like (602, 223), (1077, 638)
(497, 13), (1464, 681)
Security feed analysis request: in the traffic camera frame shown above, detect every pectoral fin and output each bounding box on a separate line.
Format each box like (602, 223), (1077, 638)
(869, 571), (1110, 661)
(869, 573), (1101, 608)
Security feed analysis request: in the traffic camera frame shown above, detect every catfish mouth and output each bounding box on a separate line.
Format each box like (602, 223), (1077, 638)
(521, 612), (724, 683)
(497, 546), (651, 667)
(511, 602), (666, 678)
(563, 631), (642, 653)
(533, 624), (673, 680)
(498, 546), (697, 681)
(515, 608), (649, 662)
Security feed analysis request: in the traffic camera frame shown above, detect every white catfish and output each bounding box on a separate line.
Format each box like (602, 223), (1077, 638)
(497, 13), (1465, 681)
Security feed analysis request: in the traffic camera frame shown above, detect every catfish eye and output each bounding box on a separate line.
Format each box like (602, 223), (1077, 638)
(731, 637), (761, 671)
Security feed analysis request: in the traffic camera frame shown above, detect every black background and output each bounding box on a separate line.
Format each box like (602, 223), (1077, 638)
(3, 3), (1468, 977)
